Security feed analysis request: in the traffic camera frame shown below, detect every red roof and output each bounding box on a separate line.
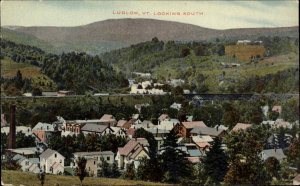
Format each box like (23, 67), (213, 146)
(231, 123), (252, 132)
(182, 121), (207, 129)
(118, 138), (149, 157)
(126, 128), (135, 136)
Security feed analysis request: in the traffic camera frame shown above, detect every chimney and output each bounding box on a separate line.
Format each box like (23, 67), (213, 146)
(216, 125), (219, 131)
(156, 128), (158, 137)
(8, 105), (16, 149)
(147, 123), (149, 128)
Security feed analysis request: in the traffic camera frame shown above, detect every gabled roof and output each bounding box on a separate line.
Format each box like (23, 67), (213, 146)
(182, 121), (207, 129)
(231, 123), (252, 132)
(40, 148), (64, 159)
(192, 135), (214, 143)
(81, 124), (109, 133)
(190, 127), (225, 137)
(118, 138), (149, 157)
(32, 122), (54, 131)
(158, 114), (169, 121)
(117, 120), (128, 127)
(100, 114), (116, 122)
(261, 149), (286, 161)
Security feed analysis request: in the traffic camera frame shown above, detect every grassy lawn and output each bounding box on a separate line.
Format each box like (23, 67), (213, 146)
(1, 57), (57, 91)
(1, 170), (169, 186)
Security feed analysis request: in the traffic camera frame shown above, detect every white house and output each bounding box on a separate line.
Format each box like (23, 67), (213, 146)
(130, 84), (147, 94)
(115, 138), (149, 170)
(157, 118), (179, 132)
(40, 148), (65, 174)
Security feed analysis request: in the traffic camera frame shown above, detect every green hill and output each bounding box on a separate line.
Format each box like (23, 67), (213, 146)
(1, 28), (56, 54)
(1, 57), (57, 92)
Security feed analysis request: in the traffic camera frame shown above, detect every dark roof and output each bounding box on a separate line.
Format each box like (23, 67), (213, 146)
(81, 124), (109, 133)
(261, 149), (286, 161)
(190, 127), (225, 137)
(74, 151), (114, 157)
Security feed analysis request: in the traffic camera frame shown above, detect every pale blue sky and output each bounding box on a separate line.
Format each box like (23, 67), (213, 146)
(1, 0), (298, 29)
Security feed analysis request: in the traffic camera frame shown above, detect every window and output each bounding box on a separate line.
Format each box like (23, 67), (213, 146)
(107, 156), (110, 161)
(25, 161), (29, 166)
(55, 154), (57, 158)
(94, 161), (96, 165)
(60, 160), (62, 164)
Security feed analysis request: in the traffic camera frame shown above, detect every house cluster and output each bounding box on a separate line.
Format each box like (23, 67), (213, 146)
(130, 80), (168, 95)
(1, 103), (298, 182)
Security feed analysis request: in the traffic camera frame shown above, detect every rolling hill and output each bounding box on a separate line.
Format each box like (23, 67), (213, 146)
(2, 18), (299, 54)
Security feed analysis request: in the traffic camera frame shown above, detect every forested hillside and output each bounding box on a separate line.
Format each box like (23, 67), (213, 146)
(0, 40), (128, 95)
(41, 52), (128, 94)
(101, 36), (299, 93)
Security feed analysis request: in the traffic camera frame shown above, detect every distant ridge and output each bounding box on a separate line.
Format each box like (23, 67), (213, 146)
(2, 18), (298, 54)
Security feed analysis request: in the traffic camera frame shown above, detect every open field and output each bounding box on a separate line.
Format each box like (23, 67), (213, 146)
(225, 44), (266, 62)
(1, 170), (169, 186)
(154, 52), (299, 93)
(1, 57), (57, 91)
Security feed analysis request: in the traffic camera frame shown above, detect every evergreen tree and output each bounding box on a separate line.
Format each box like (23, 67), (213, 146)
(110, 162), (120, 178)
(98, 157), (110, 177)
(265, 157), (280, 178)
(203, 137), (228, 183)
(160, 129), (193, 183)
(133, 128), (157, 156)
(123, 163), (136, 180)
(75, 157), (87, 186)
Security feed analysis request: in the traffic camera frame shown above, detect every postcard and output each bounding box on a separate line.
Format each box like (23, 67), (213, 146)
(1, 1), (299, 185)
